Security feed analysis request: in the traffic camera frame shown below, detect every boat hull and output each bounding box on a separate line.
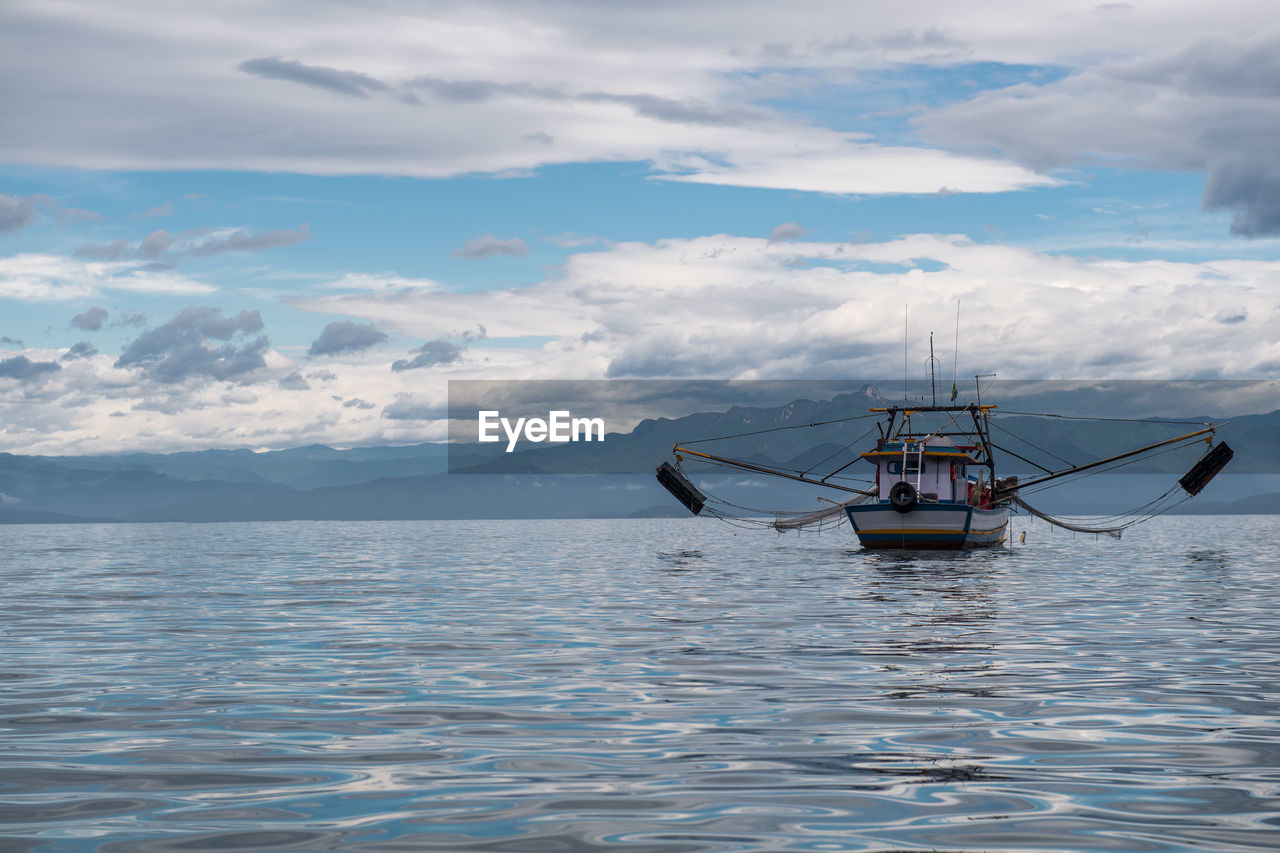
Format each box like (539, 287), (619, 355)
(845, 502), (1009, 550)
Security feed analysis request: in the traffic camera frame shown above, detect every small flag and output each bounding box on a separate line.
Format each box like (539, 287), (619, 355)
(950, 382), (958, 401)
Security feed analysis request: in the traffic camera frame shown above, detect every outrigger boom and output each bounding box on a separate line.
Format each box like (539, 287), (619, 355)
(996, 424), (1221, 497)
(671, 445), (875, 495)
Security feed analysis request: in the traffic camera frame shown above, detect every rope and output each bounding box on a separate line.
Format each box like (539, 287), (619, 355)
(989, 420), (1077, 468)
(678, 412), (879, 446)
(801, 423), (880, 477)
(1013, 438), (1203, 499)
(999, 411), (1208, 426)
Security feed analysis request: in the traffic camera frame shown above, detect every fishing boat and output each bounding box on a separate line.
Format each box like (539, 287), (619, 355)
(655, 365), (1234, 550)
(841, 403), (1011, 549)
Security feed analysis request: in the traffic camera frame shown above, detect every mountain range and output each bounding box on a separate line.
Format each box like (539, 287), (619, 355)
(2, 389), (1277, 523)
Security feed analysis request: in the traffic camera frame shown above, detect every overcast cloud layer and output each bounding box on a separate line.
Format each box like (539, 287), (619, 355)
(0, 0), (1180, 194)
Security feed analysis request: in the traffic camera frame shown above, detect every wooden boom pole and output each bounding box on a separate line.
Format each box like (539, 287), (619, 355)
(671, 445), (875, 495)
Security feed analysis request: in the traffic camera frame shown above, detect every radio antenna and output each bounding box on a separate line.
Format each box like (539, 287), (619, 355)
(952, 299), (960, 391)
(903, 305), (908, 406)
(928, 332), (938, 406)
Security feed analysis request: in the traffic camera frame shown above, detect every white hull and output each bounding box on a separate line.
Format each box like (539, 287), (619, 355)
(845, 502), (1009, 549)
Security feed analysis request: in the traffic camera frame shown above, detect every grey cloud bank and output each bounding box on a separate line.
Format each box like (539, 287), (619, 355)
(115, 307), (269, 383)
(0, 355), (61, 380)
(308, 320), (387, 357)
(71, 307), (108, 331)
(915, 31), (1280, 236)
(239, 56), (393, 99)
(392, 340), (464, 372)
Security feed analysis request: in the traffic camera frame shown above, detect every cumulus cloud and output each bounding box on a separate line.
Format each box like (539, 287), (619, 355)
(299, 232), (1280, 381)
(0, 355), (61, 380)
(6, 227), (1278, 456)
(307, 320), (388, 357)
(278, 371), (311, 390)
(769, 222), (806, 243)
(1202, 157), (1280, 237)
(138, 230), (173, 258)
(115, 306), (269, 383)
(391, 339), (464, 372)
(382, 393), (447, 421)
(451, 235), (529, 259)
(71, 306), (109, 331)
(61, 341), (98, 361)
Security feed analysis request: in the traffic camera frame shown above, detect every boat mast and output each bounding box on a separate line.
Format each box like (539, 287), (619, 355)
(928, 332), (938, 406)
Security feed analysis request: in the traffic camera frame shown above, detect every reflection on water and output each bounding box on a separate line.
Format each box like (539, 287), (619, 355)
(1, 516), (1278, 851)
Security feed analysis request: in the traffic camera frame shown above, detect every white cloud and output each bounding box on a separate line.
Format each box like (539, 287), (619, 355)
(324, 272), (441, 291)
(657, 137), (1058, 194)
(0, 254), (216, 301)
(0, 0), (1162, 194)
(4, 228), (1278, 454)
(298, 232), (1280, 382)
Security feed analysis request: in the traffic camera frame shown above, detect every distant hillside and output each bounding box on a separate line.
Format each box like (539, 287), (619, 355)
(0, 392), (1276, 523)
(452, 389), (1280, 480)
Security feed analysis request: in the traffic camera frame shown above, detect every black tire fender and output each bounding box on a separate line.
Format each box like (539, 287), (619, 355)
(889, 481), (918, 514)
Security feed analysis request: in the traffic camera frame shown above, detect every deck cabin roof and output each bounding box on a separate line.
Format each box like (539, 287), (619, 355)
(860, 442), (980, 463)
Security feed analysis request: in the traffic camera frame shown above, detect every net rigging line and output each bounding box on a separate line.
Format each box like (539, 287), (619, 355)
(998, 411), (1209, 426)
(1012, 438), (1207, 501)
(677, 444), (877, 490)
(988, 420), (1078, 468)
(800, 423), (880, 478)
(677, 412), (880, 446)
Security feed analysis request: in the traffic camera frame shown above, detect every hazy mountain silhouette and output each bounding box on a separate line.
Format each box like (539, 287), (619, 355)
(1, 392), (1276, 522)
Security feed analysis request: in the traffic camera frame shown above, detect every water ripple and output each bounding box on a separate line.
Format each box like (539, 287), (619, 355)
(1, 517), (1278, 850)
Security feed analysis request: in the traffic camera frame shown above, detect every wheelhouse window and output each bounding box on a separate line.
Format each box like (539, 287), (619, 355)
(886, 459), (925, 475)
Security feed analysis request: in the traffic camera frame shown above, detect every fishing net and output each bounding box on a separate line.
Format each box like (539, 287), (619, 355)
(771, 492), (875, 532)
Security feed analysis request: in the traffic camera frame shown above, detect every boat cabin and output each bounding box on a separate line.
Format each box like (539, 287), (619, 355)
(861, 439), (980, 504)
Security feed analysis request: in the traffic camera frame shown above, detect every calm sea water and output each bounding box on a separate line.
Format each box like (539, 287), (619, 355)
(2, 516), (1278, 852)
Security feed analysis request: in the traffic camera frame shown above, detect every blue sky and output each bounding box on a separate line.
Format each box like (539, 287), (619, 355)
(1, 1), (1277, 454)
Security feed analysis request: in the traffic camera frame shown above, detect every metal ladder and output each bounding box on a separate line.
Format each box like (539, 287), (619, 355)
(900, 441), (925, 493)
